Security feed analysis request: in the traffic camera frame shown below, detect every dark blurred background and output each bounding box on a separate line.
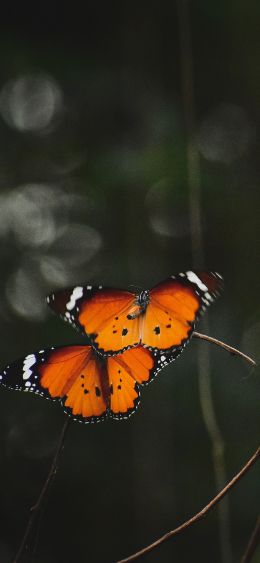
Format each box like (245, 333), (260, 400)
(0, 2), (259, 562)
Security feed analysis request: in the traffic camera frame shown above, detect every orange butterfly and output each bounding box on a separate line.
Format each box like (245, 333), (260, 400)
(46, 271), (223, 356)
(0, 345), (175, 423)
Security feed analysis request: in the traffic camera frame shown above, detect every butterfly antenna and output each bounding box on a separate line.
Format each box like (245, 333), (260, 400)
(128, 284), (143, 292)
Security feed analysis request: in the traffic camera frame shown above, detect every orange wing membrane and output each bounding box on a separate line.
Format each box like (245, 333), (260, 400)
(142, 271), (223, 352)
(1, 272), (223, 422)
(0, 345), (176, 423)
(78, 290), (141, 354)
(0, 346), (108, 423)
(107, 346), (163, 419)
(46, 271), (223, 356)
(46, 286), (141, 355)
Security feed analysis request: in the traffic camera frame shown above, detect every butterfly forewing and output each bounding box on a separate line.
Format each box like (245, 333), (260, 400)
(38, 346), (92, 398)
(46, 270), (223, 356)
(47, 286), (141, 355)
(142, 300), (192, 351)
(62, 353), (107, 422)
(142, 271), (223, 352)
(0, 346), (108, 423)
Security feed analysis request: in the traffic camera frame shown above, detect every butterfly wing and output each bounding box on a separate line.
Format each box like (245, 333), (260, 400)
(46, 285), (141, 355)
(107, 345), (176, 419)
(46, 271), (223, 356)
(0, 346), (108, 423)
(141, 271), (223, 352)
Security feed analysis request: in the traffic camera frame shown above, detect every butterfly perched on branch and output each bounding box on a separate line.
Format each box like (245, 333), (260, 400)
(46, 270), (223, 356)
(0, 270), (223, 423)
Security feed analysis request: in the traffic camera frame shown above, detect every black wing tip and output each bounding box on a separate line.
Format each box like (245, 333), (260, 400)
(205, 270), (224, 290)
(172, 270), (224, 302)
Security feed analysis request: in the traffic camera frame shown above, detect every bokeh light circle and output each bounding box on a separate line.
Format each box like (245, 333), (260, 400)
(0, 74), (63, 132)
(197, 103), (253, 163)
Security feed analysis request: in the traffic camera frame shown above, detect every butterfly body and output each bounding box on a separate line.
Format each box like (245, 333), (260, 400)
(47, 271), (223, 356)
(131, 289), (150, 318)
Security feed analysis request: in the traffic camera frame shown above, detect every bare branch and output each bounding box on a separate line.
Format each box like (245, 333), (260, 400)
(193, 332), (256, 367)
(115, 447), (260, 563)
(241, 514), (260, 563)
(12, 417), (70, 563)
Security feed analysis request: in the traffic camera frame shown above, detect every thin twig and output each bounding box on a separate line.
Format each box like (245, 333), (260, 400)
(12, 417), (70, 563)
(241, 515), (260, 563)
(197, 331), (232, 562)
(115, 447), (260, 563)
(193, 332), (256, 367)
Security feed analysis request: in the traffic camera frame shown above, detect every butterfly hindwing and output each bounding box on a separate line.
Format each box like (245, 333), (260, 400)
(46, 285), (104, 335)
(106, 345), (178, 419)
(61, 349), (108, 423)
(107, 355), (140, 419)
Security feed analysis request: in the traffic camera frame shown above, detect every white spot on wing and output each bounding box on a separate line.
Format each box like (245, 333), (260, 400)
(66, 286), (83, 311)
(186, 271), (208, 292)
(23, 354), (36, 380)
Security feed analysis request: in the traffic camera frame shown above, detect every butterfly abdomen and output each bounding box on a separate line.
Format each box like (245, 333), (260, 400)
(127, 290), (150, 320)
(96, 357), (111, 407)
